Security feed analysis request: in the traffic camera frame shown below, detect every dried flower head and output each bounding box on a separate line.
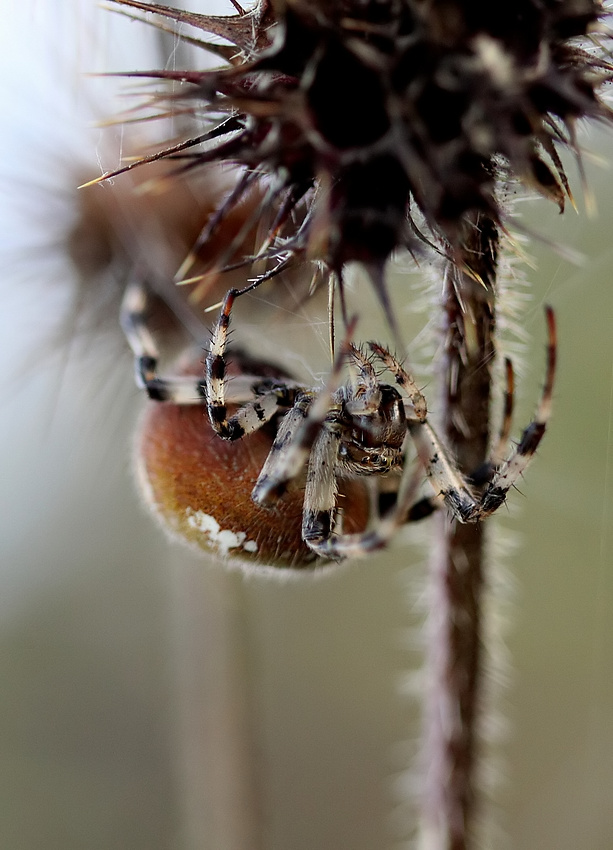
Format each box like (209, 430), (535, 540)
(104, 0), (611, 321)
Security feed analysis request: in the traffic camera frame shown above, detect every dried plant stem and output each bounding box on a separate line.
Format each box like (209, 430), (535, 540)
(420, 216), (498, 850)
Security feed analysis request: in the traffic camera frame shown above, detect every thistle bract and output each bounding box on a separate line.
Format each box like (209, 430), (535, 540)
(109, 0), (611, 307)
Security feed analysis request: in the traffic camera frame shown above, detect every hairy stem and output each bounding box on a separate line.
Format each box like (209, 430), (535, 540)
(420, 214), (498, 850)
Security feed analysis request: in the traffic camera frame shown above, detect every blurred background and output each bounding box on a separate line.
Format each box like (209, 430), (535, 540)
(1, 2), (612, 849)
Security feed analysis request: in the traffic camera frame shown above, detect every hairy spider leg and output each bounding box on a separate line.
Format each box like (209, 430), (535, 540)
(250, 317), (359, 507)
(122, 278), (299, 408)
(121, 280), (208, 404)
(301, 419), (344, 547)
(205, 287), (300, 440)
(251, 395), (315, 503)
(344, 344), (382, 415)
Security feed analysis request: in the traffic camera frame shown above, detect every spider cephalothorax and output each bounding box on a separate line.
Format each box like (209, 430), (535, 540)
(107, 0), (611, 310)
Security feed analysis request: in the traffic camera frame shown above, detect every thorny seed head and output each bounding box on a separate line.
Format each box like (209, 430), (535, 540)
(106, 0), (612, 318)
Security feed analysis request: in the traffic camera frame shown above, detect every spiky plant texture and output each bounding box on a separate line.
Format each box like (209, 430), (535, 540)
(105, 0), (610, 325)
(100, 2), (612, 849)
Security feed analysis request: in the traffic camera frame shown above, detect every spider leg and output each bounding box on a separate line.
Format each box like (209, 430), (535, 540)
(345, 344), (381, 415)
(123, 279), (300, 418)
(121, 280), (208, 403)
(301, 424), (342, 550)
(251, 393), (314, 504)
(205, 287), (300, 440)
(368, 342), (428, 420)
(475, 306), (556, 519)
(251, 316), (358, 505)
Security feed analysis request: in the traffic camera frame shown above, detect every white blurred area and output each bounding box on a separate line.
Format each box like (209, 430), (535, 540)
(1, 3), (613, 850)
(0, 5), (417, 849)
(0, 5), (179, 849)
(0, 4), (249, 849)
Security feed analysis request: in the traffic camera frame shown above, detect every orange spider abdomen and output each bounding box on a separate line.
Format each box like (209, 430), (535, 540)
(135, 399), (370, 570)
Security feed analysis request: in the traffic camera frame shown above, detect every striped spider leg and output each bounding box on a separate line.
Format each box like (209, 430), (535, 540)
(120, 279), (302, 411)
(120, 281), (206, 405)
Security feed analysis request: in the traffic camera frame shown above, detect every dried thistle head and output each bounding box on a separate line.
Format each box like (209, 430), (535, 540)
(106, 0), (612, 321)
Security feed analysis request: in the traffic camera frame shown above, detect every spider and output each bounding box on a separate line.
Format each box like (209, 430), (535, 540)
(122, 280), (556, 562)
